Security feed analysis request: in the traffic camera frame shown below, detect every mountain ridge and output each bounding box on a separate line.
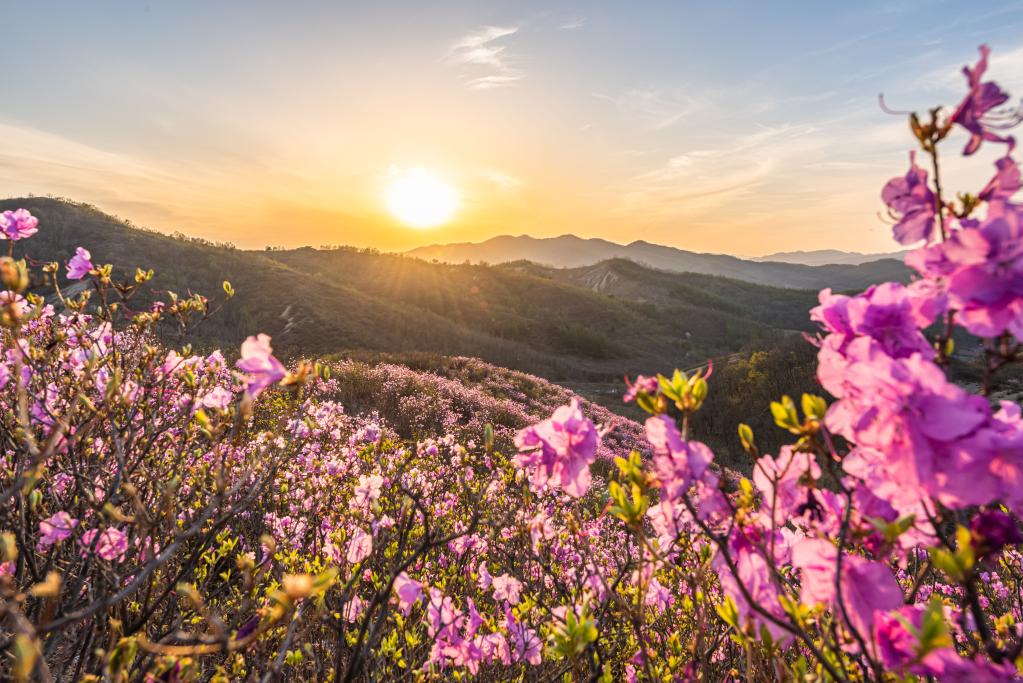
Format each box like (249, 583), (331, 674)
(406, 234), (908, 290)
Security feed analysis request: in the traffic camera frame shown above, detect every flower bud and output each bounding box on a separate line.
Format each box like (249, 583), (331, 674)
(0, 257), (29, 292)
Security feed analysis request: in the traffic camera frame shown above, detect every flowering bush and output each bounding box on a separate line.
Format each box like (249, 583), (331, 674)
(2, 44), (1023, 682)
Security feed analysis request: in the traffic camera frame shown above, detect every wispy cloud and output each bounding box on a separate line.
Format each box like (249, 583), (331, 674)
(560, 18), (585, 31)
(447, 26), (523, 90)
(593, 89), (700, 130)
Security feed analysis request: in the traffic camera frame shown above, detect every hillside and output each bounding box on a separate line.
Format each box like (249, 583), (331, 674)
(8, 197), (820, 381)
(406, 234), (909, 289)
(507, 258), (820, 333)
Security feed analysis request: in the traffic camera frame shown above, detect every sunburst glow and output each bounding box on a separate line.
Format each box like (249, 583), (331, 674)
(384, 169), (458, 228)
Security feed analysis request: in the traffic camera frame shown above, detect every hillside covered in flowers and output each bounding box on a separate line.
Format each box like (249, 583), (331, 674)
(3, 45), (1023, 683)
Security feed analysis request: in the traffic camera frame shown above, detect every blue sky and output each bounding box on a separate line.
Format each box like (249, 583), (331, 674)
(1, 1), (1021, 254)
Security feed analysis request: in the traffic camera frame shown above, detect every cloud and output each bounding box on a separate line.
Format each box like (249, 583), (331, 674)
(448, 26), (523, 90)
(560, 18), (585, 31)
(614, 124), (825, 218)
(478, 168), (524, 193)
(593, 89), (700, 131)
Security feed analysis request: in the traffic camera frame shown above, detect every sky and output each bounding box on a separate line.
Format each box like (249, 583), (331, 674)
(2, 1), (1023, 257)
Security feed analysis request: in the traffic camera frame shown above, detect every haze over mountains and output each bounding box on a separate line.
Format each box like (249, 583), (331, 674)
(406, 234), (908, 290)
(752, 249), (907, 266)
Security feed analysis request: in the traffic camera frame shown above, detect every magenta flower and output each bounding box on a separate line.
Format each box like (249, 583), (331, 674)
(876, 605), (1017, 680)
(881, 153), (936, 244)
(65, 247), (94, 280)
(792, 538), (902, 647)
(514, 398), (598, 497)
(645, 414), (713, 500)
(949, 45), (1014, 156)
(712, 527), (791, 645)
(0, 208), (39, 241)
(235, 333), (286, 398)
(945, 209), (1023, 339)
(200, 386), (233, 410)
(623, 374), (658, 403)
(491, 573), (523, 605)
(971, 508), (1023, 557)
(504, 608), (542, 666)
(979, 155), (1021, 209)
(393, 572), (423, 615)
(37, 511), (78, 551)
(752, 447), (821, 525)
(812, 282), (936, 360)
(80, 527), (128, 563)
(346, 528), (373, 563)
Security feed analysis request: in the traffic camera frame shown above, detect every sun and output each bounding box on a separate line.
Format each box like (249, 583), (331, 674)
(384, 168), (459, 228)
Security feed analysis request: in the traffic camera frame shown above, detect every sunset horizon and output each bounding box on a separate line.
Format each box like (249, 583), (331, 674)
(5, 2), (1023, 257)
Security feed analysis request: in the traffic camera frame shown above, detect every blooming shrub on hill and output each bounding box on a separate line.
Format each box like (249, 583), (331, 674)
(321, 357), (647, 461)
(2, 44), (1023, 682)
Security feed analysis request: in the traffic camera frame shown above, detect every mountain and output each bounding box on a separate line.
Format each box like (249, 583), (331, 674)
(6, 197), (815, 382)
(751, 249), (907, 266)
(406, 234), (909, 290)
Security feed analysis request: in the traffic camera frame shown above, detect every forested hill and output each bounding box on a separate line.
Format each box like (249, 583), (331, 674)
(7, 197), (822, 382)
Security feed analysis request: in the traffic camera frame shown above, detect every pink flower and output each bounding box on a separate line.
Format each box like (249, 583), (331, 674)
(949, 45), (1015, 156)
(341, 594), (365, 623)
(792, 538), (902, 648)
(514, 398), (598, 497)
(876, 605), (1017, 680)
(505, 608), (542, 666)
(354, 474), (383, 509)
(65, 247), (94, 280)
(811, 282), (936, 360)
(712, 527), (792, 645)
(393, 572), (423, 615)
(623, 374), (658, 403)
(200, 386), (233, 410)
(0, 208), (38, 241)
(79, 527), (128, 563)
(881, 153), (936, 244)
(235, 334), (286, 398)
(37, 511), (78, 551)
(346, 528), (373, 564)
(752, 447), (821, 526)
(944, 208), (1023, 339)
(645, 415), (713, 500)
(491, 573), (522, 604)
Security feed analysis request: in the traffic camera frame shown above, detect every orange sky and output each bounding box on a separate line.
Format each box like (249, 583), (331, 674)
(2, 3), (1022, 256)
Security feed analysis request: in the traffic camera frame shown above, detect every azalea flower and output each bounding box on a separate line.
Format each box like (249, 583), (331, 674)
(346, 528), (373, 563)
(514, 398), (598, 497)
(881, 153), (937, 244)
(235, 333), (286, 398)
(80, 527), (128, 563)
(490, 573), (522, 604)
(393, 572), (423, 615)
(645, 414), (713, 500)
(949, 45), (1015, 156)
(66, 247), (94, 280)
(0, 208), (38, 241)
(792, 538), (902, 649)
(37, 511), (78, 550)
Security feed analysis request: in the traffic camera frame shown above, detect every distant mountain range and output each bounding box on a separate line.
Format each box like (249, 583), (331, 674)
(406, 235), (908, 290)
(752, 249), (907, 266)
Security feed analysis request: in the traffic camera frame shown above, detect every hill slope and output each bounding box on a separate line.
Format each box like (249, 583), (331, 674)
(406, 234), (909, 290)
(7, 197), (819, 381)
